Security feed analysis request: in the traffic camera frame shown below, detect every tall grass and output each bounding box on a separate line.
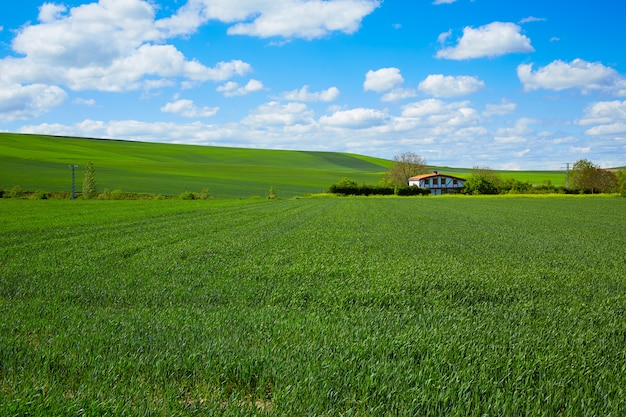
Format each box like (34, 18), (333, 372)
(1, 197), (625, 415)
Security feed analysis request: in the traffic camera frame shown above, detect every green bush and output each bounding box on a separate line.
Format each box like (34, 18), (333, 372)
(8, 185), (25, 199)
(30, 191), (49, 200)
(179, 191), (195, 200)
(267, 186), (278, 200)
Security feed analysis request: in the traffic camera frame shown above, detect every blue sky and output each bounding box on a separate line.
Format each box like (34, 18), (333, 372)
(2, 0), (625, 169)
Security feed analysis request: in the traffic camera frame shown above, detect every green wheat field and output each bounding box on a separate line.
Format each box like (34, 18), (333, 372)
(0, 133), (568, 198)
(1, 196), (625, 415)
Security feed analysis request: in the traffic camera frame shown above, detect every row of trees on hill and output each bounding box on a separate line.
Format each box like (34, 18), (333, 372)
(461, 160), (625, 195)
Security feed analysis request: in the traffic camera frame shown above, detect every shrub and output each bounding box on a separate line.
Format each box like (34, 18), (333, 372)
(267, 186), (278, 200)
(178, 191), (195, 200)
(82, 161), (98, 199)
(9, 185), (25, 199)
(30, 191), (49, 200)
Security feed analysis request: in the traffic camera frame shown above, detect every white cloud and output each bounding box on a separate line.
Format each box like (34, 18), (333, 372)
(160, 0), (381, 40)
(364, 67), (404, 92)
(418, 74), (485, 97)
(436, 22), (534, 60)
(494, 118), (538, 143)
(400, 99), (479, 128)
(484, 99), (517, 116)
(381, 88), (417, 102)
(518, 59), (626, 95)
(161, 99), (219, 118)
(570, 146), (591, 153)
(433, 0), (457, 4)
(437, 29), (452, 45)
(279, 85), (340, 102)
(578, 101), (626, 126)
(38, 3), (67, 22)
(74, 98), (96, 106)
(519, 16), (546, 24)
(243, 101), (315, 126)
(217, 79), (264, 97)
(0, 83), (67, 121)
(577, 100), (626, 136)
(584, 123), (626, 136)
(0, 0), (252, 95)
(320, 108), (388, 128)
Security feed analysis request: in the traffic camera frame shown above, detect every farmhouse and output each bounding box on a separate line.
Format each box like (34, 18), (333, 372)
(408, 171), (466, 195)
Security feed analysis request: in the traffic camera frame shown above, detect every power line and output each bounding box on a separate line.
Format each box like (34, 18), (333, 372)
(562, 162), (570, 188)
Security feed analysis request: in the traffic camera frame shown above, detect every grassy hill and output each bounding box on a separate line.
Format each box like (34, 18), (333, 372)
(0, 133), (392, 198)
(0, 133), (569, 198)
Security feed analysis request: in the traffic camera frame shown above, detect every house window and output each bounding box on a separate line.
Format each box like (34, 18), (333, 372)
(433, 178), (439, 186)
(453, 179), (458, 186)
(424, 179), (430, 186)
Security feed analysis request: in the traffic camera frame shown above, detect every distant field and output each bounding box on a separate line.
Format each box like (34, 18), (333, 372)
(0, 133), (390, 198)
(1, 196), (625, 415)
(1, 133), (569, 198)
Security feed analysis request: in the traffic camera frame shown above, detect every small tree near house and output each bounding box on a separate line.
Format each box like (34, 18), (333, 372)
(382, 152), (427, 186)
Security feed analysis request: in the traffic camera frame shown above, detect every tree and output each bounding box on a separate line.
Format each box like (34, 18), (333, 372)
(462, 166), (501, 195)
(617, 169), (626, 197)
(568, 159), (617, 193)
(82, 161), (98, 199)
(267, 185), (278, 200)
(382, 152), (427, 186)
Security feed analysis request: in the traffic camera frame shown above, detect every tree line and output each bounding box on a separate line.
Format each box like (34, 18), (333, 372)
(330, 152), (626, 196)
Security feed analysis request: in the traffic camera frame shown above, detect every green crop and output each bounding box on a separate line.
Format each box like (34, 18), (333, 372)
(1, 196), (625, 415)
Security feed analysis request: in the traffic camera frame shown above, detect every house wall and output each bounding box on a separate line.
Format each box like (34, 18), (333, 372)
(409, 175), (465, 195)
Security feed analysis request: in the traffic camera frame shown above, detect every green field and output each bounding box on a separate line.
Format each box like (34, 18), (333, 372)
(0, 133), (391, 198)
(1, 133), (570, 199)
(1, 196), (625, 415)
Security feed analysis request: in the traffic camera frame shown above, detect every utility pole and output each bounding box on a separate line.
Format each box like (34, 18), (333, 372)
(563, 162), (570, 188)
(69, 164), (78, 200)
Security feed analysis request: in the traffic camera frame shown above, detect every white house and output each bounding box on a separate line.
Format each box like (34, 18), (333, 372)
(408, 171), (466, 195)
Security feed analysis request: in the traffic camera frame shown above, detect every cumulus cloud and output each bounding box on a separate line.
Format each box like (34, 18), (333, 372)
(243, 101), (315, 126)
(0, 0), (253, 95)
(517, 59), (626, 95)
(159, 0), (381, 40)
(279, 85), (340, 102)
(161, 99), (219, 118)
(400, 99), (479, 127)
(578, 101), (626, 125)
(0, 83), (67, 121)
(38, 3), (67, 22)
(436, 22), (534, 60)
(217, 79), (264, 97)
(577, 101), (626, 136)
(320, 108), (388, 128)
(364, 68), (404, 92)
(418, 74), (485, 97)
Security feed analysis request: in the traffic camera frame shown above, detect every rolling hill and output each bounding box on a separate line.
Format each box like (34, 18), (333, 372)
(0, 133), (393, 198)
(0, 133), (570, 198)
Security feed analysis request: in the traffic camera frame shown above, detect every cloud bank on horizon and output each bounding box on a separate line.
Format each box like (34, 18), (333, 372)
(1, 0), (625, 169)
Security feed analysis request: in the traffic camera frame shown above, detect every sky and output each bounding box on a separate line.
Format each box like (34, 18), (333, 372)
(1, 0), (625, 170)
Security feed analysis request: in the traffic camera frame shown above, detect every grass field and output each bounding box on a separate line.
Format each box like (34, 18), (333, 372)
(0, 133), (391, 198)
(1, 133), (570, 199)
(1, 196), (625, 415)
